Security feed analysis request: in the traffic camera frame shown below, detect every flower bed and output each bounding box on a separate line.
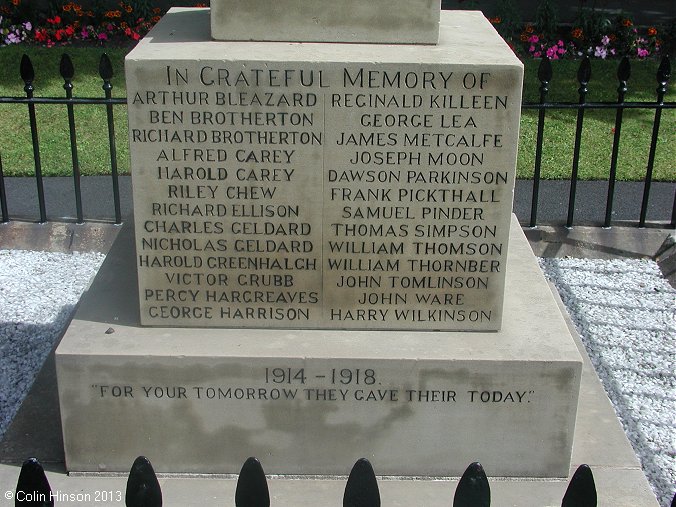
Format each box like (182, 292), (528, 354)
(1, 0), (673, 60)
(491, 17), (666, 60)
(1, 1), (207, 48)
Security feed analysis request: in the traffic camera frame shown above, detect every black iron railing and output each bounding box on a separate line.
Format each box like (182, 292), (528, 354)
(523, 55), (674, 228)
(0, 53), (125, 225)
(13, 455), (602, 506)
(0, 54), (674, 228)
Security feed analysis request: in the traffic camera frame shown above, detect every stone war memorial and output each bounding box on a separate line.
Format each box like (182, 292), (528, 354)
(55, 0), (583, 478)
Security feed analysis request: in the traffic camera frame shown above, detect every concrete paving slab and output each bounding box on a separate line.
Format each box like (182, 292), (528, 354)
(0, 222), (121, 254)
(655, 234), (676, 286)
(525, 226), (674, 260)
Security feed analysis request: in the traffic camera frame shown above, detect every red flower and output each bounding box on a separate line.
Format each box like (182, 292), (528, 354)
(65, 25), (75, 36)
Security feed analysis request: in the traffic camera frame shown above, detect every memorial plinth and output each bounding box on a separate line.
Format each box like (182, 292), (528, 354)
(126, 8), (523, 331)
(55, 6), (583, 479)
(56, 218), (581, 476)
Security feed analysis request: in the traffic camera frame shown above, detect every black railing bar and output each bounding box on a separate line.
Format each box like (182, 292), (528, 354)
(529, 119), (544, 227)
(0, 154), (8, 223)
(639, 109), (664, 227)
(0, 97), (127, 105)
(567, 58), (591, 228)
(61, 54), (84, 224)
(20, 56), (47, 223)
(639, 57), (670, 228)
(671, 190), (675, 228)
(605, 104), (625, 227)
(604, 57), (631, 228)
(100, 54), (122, 225)
(529, 57), (552, 228)
(522, 101), (675, 110)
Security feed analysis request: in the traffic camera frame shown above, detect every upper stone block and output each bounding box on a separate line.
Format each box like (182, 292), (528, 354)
(125, 9), (523, 331)
(210, 0), (441, 44)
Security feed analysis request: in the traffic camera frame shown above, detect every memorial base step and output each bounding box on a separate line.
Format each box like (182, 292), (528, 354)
(56, 216), (582, 477)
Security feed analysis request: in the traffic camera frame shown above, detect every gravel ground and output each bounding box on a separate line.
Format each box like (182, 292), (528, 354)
(0, 249), (105, 438)
(540, 258), (676, 507)
(0, 250), (673, 505)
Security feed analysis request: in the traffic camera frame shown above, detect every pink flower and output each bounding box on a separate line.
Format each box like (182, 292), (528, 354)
(528, 35), (539, 43)
(533, 51), (541, 58)
(98, 32), (108, 40)
(557, 40), (564, 47)
(529, 45), (536, 52)
(23, 21), (31, 31)
(5, 32), (20, 44)
(637, 48), (649, 58)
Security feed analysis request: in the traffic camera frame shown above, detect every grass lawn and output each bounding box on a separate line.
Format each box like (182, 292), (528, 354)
(0, 46), (129, 177)
(519, 59), (674, 181)
(0, 46), (673, 181)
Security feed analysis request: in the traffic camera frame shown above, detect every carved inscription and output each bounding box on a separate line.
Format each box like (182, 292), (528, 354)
(91, 365), (536, 406)
(128, 61), (520, 330)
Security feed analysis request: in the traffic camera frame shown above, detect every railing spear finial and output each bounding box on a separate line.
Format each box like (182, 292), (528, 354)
(344, 458), (380, 507)
(15, 457), (53, 507)
(561, 464), (597, 507)
(235, 457), (270, 507)
(453, 462), (490, 507)
(125, 456), (162, 507)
